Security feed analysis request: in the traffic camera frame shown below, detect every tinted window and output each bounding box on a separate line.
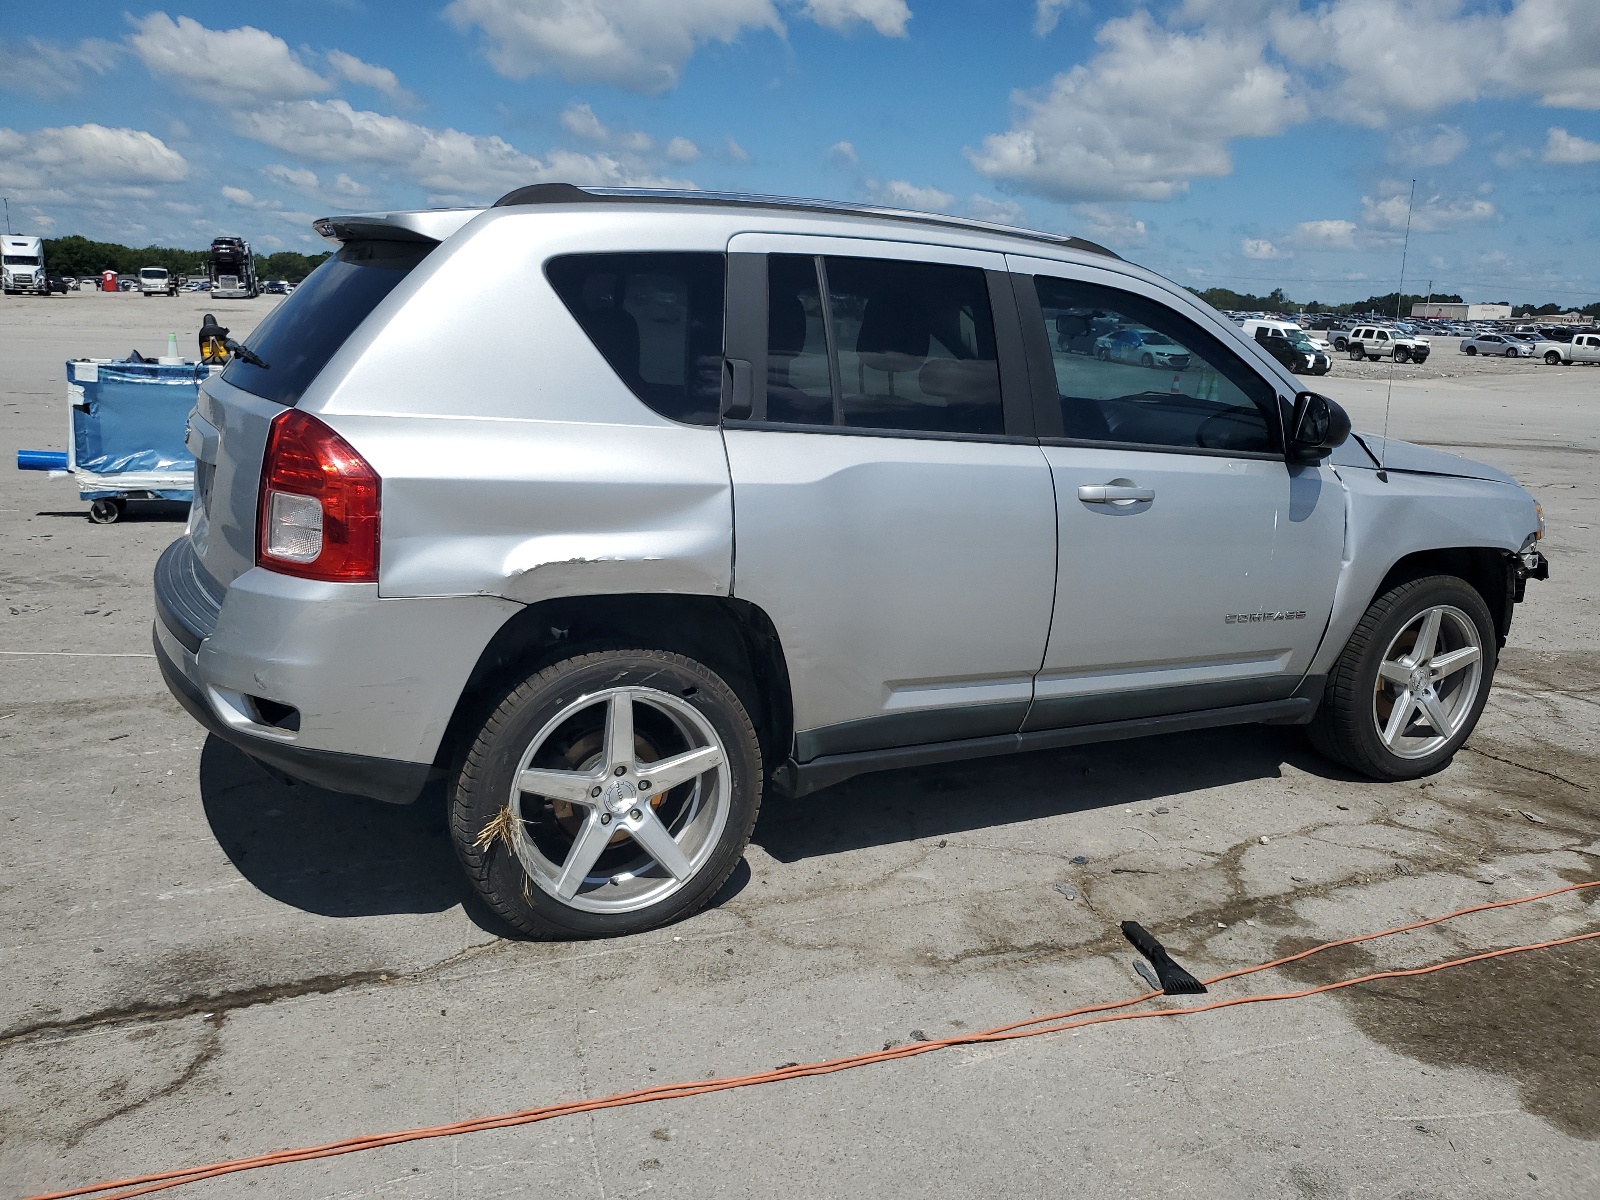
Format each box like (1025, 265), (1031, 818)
(762, 255), (1002, 435)
(547, 252), (725, 426)
(766, 254), (833, 425)
(1033, 276), (1278, 454)
(222, 239), (431, 407)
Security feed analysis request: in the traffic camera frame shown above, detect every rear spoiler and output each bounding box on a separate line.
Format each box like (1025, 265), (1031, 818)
(312, 208), (484, 245)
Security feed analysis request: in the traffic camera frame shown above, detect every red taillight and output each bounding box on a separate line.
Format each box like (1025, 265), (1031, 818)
(257, 409), (380, 582)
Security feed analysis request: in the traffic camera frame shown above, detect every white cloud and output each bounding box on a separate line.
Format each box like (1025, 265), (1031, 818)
(444, 0), (783, 93)
(444, 0), (910, 93)
(1292, 218), (1358, 249)
(0, 123), (188, 202)
(968, 14), (1304, 202)
(221, 185), (267, 207)
(129, 13), (329, 103)
(560, 103), (608, 141)
(1388, 124), (1468, 167)
(264, 163), (320, 192)
(725, 136), (751, 163)
(965, 195), (1025, 225)
(1544, 126), (1600, 163)
(1075, 203), (1148, 246)
(0, 37), (118, 99)
(326, 50), (414, 103)
(1361, 189), (1496, 233)
(665, 136), (701, 163)
(1033, 0), (1082, 37)
(866, 179), (954, 211)
(827, 140), (859, 168)
(333, 172), (371, 197)
(1241, 237), (1288, 260)
(1269, 0), (1600, 123)
(234, 99), (692, 199)
(802, 0), (910, 38)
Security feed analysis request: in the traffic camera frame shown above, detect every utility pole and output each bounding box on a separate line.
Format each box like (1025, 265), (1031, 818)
(3, 198), (10, 235)
(1423, 280), (1433, 318)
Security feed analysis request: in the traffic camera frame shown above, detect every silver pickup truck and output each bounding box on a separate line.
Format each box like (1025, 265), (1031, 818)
(154, 185), (1549, 938)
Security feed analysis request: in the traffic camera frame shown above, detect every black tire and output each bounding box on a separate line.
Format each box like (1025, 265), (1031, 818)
(1349, 345), (1365, 360)
(1308, 575), (1497, 781)
(1545, 351), (1562, 365)
(87, 498), (124, 524)
(1505, 346), (1519, 358)
(1096, 347), (1110, 361)
(1140, 353), (1154, 368)
(1395, 346), (1411, 363)
(451, 648), (762, 939)
(1333, 336), (1348, 351)
(1465, 345), (1477, 355)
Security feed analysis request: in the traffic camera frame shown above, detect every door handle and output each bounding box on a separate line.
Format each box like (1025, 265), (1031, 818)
(1078, 484), (1154, 505)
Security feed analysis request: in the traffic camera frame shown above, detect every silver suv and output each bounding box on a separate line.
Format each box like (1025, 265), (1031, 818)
(154, 185), (1548, 938)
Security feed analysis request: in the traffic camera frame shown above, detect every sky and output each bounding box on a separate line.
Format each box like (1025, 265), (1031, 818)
(2, 0), (1598, 306)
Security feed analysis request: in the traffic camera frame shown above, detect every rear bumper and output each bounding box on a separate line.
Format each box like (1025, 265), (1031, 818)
(152, 537), (521, 802)
(154, 627), (435, 804)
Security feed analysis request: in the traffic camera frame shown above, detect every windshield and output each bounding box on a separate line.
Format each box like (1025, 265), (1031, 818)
(3, 255), (41, 266)
(141, 269), (166, 279)
(1140, 332), (1176, 346)
(222, 238), (432, 406)
(1285, 332), (1316, 350)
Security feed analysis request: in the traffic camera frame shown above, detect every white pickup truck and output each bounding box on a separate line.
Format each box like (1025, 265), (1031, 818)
(1543, 333), (1600, 365)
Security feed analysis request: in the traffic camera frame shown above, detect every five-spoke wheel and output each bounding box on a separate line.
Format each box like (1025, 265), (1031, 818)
(1309, 575), (1497, 780)
(451, 649), (762, 938)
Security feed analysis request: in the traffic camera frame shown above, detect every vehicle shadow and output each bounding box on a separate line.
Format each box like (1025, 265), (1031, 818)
(753, 723), (1355, 863)
(34, 501), (189, 521)
(198, 735), (463, 919)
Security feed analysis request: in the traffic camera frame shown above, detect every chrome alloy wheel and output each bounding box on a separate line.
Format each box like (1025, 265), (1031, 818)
(1371, 604), (1484, 760)
(507, 687), (731, 913)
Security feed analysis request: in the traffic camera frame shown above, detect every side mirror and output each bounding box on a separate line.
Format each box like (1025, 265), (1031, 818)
(1287, 391), (1351, 464)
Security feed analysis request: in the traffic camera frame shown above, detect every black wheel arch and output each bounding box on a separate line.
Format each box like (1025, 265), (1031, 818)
(436, 593), (794, 784)
(1368, 547), (1520, 647)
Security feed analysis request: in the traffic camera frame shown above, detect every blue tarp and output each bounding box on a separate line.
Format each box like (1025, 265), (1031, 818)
(70, 360), (203, 498)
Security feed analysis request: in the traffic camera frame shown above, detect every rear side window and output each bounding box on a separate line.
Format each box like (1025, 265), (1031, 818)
(223, 239), (431, 406)
(546, 252), (726, 426)
(763, 254), (1003, 436)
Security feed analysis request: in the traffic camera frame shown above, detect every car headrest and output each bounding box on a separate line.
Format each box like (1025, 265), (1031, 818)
(856, 294), (929, 376)
(769, 289), (808, 357)
(918, 358), (997, 404)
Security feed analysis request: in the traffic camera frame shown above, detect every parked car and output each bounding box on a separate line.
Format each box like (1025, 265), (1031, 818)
(1252, 325), (1330, 375)
(47, 276), (72, 293)
(1461, 333), (1532, 358)
(1094, 327), (1192, 369)
(154, 184), (1548, 938)
(1346, 326), (1430, 362)
(1540, 332), (1600, 365)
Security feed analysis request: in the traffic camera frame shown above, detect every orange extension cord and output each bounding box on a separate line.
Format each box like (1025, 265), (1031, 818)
(25, 879), (1599, 1200)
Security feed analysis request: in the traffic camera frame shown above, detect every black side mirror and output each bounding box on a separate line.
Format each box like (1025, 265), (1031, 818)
(1287, 390), (1351, 463)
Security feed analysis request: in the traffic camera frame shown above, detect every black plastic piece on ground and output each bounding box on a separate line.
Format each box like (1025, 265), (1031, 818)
(1121, 921), (1208, 995)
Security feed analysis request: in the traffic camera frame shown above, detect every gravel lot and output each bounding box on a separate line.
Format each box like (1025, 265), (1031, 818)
(3, 289), (1597, 1199)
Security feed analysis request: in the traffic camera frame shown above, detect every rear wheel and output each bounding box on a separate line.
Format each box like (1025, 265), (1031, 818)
(1308, 576), (1495, 781)
(451, 648), (762, 939)
(1545, 350), (1562, 365)
(1349, 345), (1365, 360)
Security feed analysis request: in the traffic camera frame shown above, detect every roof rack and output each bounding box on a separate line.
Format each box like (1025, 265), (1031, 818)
(492, 182), (1120, 260)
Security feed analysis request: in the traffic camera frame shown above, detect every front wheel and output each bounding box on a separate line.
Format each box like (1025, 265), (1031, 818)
(1394, 347), (1411, 363)
(1465, 345), (1477, 356)
(451, 648), (762, 938)
(1505, 347), (1520, 358)
(1308, 576), (1496, 781)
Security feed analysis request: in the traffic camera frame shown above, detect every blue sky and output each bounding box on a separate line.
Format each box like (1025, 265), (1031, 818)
(2, 1), (1598, 305)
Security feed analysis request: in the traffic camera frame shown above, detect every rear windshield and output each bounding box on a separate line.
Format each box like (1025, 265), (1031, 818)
(222, 239), (431, 406)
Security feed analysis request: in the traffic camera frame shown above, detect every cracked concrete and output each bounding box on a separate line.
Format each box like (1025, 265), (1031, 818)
(3, 292), (1599, 1198)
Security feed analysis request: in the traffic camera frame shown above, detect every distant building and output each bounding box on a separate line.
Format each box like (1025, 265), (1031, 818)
(1411, 302), (1512, 320)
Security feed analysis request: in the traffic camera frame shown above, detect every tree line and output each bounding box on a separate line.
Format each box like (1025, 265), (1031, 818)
(1191, 284), (1600, 319)
(42, 235), (331, 284)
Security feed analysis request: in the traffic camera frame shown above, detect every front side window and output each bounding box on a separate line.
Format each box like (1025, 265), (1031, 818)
(546, 252), (725, 426)
(1032, 275), (1278, 454)
(763, 254), (1003, 436)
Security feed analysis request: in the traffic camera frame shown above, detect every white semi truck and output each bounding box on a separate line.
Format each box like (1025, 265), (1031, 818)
(1, 235), (49, 296)
(207, 235), (258, 299)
